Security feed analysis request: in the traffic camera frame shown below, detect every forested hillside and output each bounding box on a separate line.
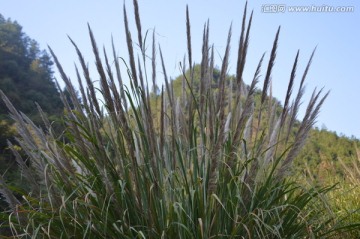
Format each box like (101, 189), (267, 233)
(0, 15), (63, 117)
(0, 14), (64, 212)
(298, 128), (360, 180)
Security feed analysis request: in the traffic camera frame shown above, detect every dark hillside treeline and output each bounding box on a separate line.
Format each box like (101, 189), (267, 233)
(0, 13), (65, 156)
(0, 14), (63, 119)
(0, 14), (65, 218)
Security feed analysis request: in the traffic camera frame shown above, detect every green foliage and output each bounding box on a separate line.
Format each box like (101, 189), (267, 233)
(328, 182), (360, 238)
(0, 14), (66, 228)
(296, 129), (360, 181)
(0, 13), (63, 119)
(0, 13), (65, 159)
(0, 120), (14, 152)
(0, 2), (359, 238)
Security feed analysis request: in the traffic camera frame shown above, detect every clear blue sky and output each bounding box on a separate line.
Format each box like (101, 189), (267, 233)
(2, 0), (359, 138)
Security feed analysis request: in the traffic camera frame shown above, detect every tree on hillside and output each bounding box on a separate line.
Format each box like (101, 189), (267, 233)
(0, 13), (68, 186)
(0, 13), (63, 120)
(0, 14), (68, 220)
(0, 13), (66, 161)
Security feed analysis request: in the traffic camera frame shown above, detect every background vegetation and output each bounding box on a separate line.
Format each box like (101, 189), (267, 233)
(0, 13), (65, 216)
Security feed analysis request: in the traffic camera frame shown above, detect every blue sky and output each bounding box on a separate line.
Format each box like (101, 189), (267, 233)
(2, 0), (359, 138)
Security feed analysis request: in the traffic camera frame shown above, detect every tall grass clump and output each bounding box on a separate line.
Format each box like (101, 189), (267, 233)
(1, 1), (359, 238)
